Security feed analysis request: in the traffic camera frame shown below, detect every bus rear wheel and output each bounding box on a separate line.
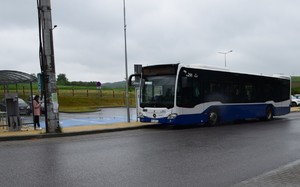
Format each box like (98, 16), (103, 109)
(208, 111), (219, 126)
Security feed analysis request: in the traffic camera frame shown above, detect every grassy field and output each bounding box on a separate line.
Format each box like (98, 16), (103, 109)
(58, 90), (136, 112)
(292, 76), (300, 82)
(0, 84), (136, 112)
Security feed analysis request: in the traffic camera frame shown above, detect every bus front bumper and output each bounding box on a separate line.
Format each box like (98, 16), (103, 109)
(139, 113), (207, 125)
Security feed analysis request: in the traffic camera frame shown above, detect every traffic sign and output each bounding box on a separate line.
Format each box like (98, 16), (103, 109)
(96, 81), (101, 89)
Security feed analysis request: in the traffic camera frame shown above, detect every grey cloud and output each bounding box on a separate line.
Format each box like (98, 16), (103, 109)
(0, 0), (300, 82)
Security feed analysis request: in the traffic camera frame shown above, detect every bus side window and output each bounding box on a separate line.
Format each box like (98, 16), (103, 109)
(245, 84), (254, 102)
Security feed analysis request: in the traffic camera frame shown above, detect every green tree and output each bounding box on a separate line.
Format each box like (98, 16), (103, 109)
(57, 73), (69, 85)
(30, 73), (37, 78)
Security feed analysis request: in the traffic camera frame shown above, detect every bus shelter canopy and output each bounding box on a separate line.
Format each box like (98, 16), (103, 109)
(0, 70), (37, 85)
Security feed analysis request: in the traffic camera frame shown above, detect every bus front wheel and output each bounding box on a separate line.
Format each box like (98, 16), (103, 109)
(265, 107), (273, 121)
(208, 111), (219, 126)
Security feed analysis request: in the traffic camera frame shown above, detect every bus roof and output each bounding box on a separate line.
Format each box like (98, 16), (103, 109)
(179, 63), (290, 80)
(183, 64), (230, 72)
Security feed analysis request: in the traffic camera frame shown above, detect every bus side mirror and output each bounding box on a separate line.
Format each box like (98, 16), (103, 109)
(128, 73), (141, 87)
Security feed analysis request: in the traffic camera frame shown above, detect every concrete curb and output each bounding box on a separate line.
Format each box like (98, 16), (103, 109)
(0, 124), (160, 142)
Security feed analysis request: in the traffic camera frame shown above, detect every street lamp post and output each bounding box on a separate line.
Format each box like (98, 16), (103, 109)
(218, 50), (233, 67)
(123, 0), (130, 123)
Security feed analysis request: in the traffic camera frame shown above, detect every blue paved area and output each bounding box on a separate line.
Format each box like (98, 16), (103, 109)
(59, 116), (137, 127)
(22, 108), (138, 128)
(38, 116), (137, 128)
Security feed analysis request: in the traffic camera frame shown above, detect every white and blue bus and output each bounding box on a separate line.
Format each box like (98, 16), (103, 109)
(130, 64), (291, 125)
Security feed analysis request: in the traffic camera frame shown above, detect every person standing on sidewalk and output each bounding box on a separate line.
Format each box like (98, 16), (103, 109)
(33, 95), (42, 130)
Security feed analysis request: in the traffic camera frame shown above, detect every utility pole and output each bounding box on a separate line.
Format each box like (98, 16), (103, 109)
(37, 0), (60, 133)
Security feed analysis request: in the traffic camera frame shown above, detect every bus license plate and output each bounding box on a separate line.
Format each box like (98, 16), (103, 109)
(151, 119), (159, 123)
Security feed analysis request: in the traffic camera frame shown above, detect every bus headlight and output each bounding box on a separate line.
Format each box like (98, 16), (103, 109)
(168, 113), (177, 119)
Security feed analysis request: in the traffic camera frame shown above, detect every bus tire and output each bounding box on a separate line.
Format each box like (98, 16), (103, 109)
(265, 106), (273, 121)
(208, 110), (219, 126)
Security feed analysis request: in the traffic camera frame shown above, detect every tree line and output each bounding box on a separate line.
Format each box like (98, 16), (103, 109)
(56, 73), (97, 86)
(28, 73), (127, 89)
(56, 73), (126, 89)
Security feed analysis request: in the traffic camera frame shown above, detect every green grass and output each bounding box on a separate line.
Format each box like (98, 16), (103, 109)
(58, 95), (136, 112)
(0, 84), (136, 113)
(292, 76), (300, 82)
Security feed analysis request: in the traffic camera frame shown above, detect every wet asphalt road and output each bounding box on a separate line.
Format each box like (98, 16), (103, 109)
(1, 112), (300, 187)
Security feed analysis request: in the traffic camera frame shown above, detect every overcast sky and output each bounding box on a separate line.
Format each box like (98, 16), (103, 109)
(0, 0), (300, 83)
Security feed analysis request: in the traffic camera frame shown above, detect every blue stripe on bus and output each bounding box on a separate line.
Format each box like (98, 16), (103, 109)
(140, 104), (290, 125)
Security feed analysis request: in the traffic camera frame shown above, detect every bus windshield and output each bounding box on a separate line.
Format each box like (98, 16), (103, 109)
(140, 75), (176, 108)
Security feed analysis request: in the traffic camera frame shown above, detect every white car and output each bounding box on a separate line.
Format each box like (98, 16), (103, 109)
(291, 95), (300, 107)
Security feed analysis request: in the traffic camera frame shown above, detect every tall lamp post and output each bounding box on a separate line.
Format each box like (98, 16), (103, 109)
(123, 0), (130, 123)
(218, 50), (233, 67)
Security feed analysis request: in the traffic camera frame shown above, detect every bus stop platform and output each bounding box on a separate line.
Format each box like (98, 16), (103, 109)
(0, 121), (156, 141)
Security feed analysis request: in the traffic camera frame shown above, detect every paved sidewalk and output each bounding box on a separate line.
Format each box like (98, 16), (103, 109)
(232, 159), (300, 187)
(0, 121), (156, 141)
